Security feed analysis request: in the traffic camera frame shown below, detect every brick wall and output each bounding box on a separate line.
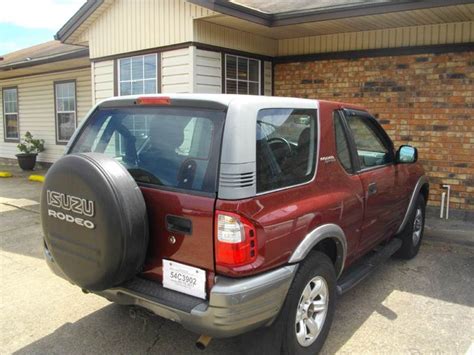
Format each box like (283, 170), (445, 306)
(274, 51), (474, 212)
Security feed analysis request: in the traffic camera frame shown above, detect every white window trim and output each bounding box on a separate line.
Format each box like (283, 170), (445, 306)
(55, 80), (77, 144)
(117, 53), (159, 96)
(2, 87), (19, 141)
(224, 54), (261, 95)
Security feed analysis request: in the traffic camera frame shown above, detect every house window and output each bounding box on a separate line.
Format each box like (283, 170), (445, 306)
(3, 87), (19, 141)
(55, 81), (76, 143)
(225, 54), (260, 95)
(118, 54), (158, 96)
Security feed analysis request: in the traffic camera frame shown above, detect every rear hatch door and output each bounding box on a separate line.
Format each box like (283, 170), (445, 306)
(69, 98), (226, 292)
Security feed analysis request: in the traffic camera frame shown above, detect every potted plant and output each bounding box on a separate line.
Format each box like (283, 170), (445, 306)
(16, 131), (45, 170)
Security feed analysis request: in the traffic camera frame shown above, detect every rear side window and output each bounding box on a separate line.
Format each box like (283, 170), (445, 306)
(256, 108), (317, 193)
(70, 107), (225, 193)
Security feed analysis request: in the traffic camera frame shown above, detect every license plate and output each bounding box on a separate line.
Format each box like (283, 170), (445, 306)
(162, 259), (206, 299)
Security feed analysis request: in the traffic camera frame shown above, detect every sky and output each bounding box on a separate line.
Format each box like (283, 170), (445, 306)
(0, 0), (86, 56)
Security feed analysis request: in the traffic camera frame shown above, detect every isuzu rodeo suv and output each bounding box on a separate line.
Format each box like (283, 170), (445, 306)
(41, 94), (428, 354)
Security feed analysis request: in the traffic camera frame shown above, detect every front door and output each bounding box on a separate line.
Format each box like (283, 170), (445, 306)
(342, 110), (404, 253)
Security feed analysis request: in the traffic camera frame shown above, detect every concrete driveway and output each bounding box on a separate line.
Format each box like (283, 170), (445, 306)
(1, 168), (473, 354)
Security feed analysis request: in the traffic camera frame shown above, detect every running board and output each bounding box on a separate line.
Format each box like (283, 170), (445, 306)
(336, 238), (402, 296)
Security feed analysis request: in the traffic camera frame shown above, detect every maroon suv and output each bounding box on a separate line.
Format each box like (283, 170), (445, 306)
(41, 94), (428, 354)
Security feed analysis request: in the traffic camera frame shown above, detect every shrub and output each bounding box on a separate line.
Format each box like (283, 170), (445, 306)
(17, 131), (45, 154)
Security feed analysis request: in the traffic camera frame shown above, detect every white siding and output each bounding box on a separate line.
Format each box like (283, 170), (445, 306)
(77, 0), (215, 59)
(264, 61), (272, 96)
(161, 48), (193, 93)
(194, 21), (278, 57)
(278, 21), (474, 56)
(194, 48), (221, 94)
(0, 67), (92, 162)
(93, 60), (114, 103)
(93, 47), (264, 97)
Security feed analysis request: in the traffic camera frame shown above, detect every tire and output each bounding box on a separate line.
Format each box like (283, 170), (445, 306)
(41, 153), (149, 291)
(393, 194), (425, 260)
(237, 252), (336, 355)
(279, 251), (337, 355)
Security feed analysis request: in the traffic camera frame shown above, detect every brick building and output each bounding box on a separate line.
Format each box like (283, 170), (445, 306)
(1, 0), (473, 217)
(274, 50), (474, 215)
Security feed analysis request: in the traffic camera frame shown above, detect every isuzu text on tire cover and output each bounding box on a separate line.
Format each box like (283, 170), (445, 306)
(41, 94), (428, 354)
(46, 190), (95, 229)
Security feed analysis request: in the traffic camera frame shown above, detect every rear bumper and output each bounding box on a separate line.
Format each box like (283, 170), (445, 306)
(45, 248), (297, 338)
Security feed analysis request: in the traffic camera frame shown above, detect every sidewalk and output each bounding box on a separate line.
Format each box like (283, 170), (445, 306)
(0, 164), (47, 214)
(424, 218), (474, 247)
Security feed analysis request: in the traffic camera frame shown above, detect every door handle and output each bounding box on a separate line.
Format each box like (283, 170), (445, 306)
(166, 215), (192, 235)
(368, 182), (378, 196)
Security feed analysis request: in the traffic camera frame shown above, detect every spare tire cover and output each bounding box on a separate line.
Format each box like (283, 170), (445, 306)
(41, 153), (149, 291)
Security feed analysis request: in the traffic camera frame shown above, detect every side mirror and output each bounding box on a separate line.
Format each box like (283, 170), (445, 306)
(396, 145), (418, 163)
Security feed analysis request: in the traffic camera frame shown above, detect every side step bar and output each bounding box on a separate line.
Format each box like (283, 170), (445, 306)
(336, 238), (402, 296)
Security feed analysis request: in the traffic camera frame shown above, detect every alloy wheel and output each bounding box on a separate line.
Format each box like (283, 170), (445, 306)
(295, 276), (329, 347)
(412, 207), (423, 246)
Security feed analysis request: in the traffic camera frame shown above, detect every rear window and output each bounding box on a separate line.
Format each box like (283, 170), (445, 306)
(70, 106), (225, 193)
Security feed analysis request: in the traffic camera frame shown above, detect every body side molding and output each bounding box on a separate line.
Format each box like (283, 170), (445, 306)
(396, 176), (429, 235)
(289, 223), (347, 278)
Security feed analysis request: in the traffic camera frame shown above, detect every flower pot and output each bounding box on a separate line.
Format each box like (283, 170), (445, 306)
(16, 153), (38, 171)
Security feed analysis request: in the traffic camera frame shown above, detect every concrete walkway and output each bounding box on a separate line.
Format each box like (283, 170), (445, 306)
(1, 167), (473, 354)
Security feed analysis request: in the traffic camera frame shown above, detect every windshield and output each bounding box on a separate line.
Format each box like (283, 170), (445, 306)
(70, 106), (225, 193)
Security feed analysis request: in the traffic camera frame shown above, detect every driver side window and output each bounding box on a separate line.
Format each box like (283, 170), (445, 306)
(346, 115), (393, 169)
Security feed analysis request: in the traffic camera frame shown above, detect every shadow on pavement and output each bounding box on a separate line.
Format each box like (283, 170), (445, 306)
(0, 209), (43, 259)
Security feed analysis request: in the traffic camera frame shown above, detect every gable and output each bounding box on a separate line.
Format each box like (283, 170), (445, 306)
(69, 0), (215, 59)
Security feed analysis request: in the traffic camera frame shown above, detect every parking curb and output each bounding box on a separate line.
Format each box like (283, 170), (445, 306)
(28, 175), (45, 182)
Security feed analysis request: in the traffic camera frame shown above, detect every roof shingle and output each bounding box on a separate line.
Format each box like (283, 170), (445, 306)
(0, 40), (88, 70)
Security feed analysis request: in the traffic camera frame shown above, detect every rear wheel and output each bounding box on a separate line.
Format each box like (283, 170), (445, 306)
(294, 276), (329, 347)
(393, 194), (425, 259)
(281, 251), (336, 355)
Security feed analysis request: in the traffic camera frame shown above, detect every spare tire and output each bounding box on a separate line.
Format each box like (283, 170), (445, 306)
(41, 153), (149, 291)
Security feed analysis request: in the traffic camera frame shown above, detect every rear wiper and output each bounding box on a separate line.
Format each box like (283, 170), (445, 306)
(127, 167), (163, 185)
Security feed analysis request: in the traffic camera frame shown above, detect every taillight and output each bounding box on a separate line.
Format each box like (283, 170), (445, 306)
(136, 96), (170, 105)
(215, 211), (257, 267)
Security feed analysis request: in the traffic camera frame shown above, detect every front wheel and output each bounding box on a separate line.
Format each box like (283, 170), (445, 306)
(281, 251), (337, 355)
